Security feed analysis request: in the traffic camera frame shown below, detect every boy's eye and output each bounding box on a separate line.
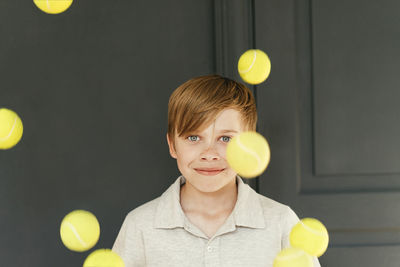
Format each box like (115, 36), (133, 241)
(186, 135), (231, 142)
(221, 136), (231, 142)
(187, 135), (199, 142)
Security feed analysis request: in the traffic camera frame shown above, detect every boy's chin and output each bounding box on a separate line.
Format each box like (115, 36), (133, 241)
(185, 174), (235, 193)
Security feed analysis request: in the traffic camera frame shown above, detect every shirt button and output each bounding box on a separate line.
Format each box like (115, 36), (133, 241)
(207, 246), (212, 252)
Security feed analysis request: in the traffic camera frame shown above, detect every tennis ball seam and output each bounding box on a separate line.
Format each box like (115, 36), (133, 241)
(63, 221), (90, 247)
(299, 220), (327, 237)
(236, 134), (262, 170)
(238, 50), (257, 74)
(0, 116), (17, 141)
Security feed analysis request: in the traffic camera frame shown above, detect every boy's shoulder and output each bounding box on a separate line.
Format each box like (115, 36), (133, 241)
(122, 176), (183, 229)
(124, 196), (162, 228)
(257, 192), (288, 209)
(253, 190), (297, 220)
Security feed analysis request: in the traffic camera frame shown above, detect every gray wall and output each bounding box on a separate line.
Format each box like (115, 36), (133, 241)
(1, 0), (400, 266)
(1, 0), (214, 265)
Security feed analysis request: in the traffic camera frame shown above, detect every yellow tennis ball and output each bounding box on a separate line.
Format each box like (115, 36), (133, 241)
(60, 210), (100, 252)
(33, 0), (73, 14)
(0, 108), (23, 150)
(273, 247), (313, 267)
(83, 249), (125, 267)
(226, 131), (270, 178)
(289, 218), (329, 257)
(238, 49), (271, 85)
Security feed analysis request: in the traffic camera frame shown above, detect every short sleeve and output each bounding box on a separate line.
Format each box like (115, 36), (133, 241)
(281, 206), (322, 267)
(112, 214), (146, 267)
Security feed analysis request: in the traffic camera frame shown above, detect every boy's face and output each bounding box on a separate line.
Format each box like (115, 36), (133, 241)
(166, 108), (245, 193)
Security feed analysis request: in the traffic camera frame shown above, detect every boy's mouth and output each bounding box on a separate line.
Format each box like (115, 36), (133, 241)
(194, 168), (225, 176)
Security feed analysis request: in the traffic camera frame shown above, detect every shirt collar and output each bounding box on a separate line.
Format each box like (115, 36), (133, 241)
(154, 175), (265, 230)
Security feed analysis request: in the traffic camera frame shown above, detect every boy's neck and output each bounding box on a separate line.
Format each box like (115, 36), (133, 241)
(179, 178), (238, 218)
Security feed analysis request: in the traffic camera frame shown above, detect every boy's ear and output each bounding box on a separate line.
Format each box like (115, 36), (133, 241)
(166, 133), (177, 159)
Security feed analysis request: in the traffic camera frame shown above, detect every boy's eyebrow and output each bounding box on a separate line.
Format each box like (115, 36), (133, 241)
(218, 129), (238, 133)
(185, 129), (238, 136)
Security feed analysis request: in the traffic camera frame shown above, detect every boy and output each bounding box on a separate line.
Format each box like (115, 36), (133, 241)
(112, 75), (321, 266)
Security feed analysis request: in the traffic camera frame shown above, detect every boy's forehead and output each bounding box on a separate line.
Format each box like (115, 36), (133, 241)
(215, 108), (242, 122)
(173, 108), (246, 139)
(195, 109), (244, 133)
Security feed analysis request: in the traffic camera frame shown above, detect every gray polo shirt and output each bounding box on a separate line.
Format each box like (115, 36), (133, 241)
(112, 175), (321, 267)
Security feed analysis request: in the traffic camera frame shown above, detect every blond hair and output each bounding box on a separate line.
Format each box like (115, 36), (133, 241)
(167, 74), (257, 146)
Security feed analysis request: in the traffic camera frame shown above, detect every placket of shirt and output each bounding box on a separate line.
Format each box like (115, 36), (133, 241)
(204, 236), (220, 267)
(182, 219), (220, 266)
(204, 215), (236, 267)
(183, 213), (237, 267)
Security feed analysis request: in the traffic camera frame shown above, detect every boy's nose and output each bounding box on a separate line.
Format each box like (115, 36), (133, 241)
(200, 146), (220, 161)
(201, 154), (220, 161)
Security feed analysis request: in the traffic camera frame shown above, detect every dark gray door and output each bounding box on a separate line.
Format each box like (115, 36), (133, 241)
(249, 0), (400, 266)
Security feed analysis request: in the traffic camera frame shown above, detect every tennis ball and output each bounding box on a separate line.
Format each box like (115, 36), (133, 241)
(60, 210), (100, 252)
(0, 108), (23, 150)
(238, 49), (271, 85)
(83, 249), (125, 267)
(289, 218), (329, 257)
(33, 0), (73, 14)
(226, 131), (270, 178)
(273, 247), (313, 267)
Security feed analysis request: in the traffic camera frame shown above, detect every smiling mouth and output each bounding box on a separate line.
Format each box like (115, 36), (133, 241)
(194, 168), (225, 176)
